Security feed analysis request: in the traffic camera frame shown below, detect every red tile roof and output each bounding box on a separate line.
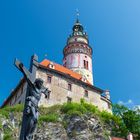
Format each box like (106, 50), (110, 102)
(40, 59), (91, 85)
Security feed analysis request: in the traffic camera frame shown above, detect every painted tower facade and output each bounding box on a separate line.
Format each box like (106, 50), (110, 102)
(63, 19), (93, 84)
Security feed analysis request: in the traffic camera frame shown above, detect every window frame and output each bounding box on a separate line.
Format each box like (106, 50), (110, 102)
(84, 90), (88, 98)
(83, 60), (89, 70)
(68, 83), (72, 91)
(47, 75), (52, 83)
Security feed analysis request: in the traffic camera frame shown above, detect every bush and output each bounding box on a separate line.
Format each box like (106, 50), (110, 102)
(0, 121), (2, 129)
(99, 110), (113, 123)
(82, 102), (99, 114)
(0, 104), (24, 118)
(67, 110), (82, 116)
(39, 113), (59, 123)
(60, 100), (101, 117)
(4, 133), (13, 140)
(61, 102), (87, 114)
(0, 110), (9, 118)
(1, 104), (24, 112)
(40, 104), (61, 115)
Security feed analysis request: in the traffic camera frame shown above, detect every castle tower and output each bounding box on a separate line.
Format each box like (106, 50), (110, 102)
(63, 18), (93, 84)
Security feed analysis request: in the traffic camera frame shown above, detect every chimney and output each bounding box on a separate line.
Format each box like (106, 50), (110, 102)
(127, 132), (133, 140)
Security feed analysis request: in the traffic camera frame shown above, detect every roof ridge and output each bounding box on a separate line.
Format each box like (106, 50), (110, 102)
(41, 59), (82, 75)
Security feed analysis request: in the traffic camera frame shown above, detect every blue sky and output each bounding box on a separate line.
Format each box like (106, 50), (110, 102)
(0, 0), (140, 108)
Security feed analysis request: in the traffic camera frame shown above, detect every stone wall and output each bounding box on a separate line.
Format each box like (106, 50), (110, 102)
(100, 98), (112, 113)
(36, 68), (111, 112)
(6, 82), (27, 106)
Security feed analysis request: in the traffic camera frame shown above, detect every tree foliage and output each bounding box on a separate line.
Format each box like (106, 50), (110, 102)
(112, 104), (140, 139)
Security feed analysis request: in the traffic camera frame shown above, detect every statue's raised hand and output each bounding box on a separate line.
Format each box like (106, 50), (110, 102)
(19, 62), (23, 69)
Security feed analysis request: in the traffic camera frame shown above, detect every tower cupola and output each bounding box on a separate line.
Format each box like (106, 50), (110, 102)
(72, 19), (84, 34)
(63, 16), (94, 85)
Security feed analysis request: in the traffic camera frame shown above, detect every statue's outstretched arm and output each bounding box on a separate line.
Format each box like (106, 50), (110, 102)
(19, 63), (34, 88)
(42, 87), (51, 99)
(14, 58), (35, 88)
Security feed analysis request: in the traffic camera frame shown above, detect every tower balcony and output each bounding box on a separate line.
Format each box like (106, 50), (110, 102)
(63, 42), (92, 58)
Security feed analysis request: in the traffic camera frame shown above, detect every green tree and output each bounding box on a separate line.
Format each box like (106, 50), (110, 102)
(112, 104), (140, 139)
(112, 104), (128, 117)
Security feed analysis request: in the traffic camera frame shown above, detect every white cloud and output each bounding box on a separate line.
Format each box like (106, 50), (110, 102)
(128, 99), (133, 104)
(117, 100), (140, 111)
(118, 99), (133, 105)
(118, 100), (124, 105)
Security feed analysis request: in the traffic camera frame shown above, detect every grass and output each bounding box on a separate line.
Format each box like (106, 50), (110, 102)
(61, 99), (100, 117)
(1, 104), (24, 112)
(39, 113), (59, 123)
(0, 101), (116, 126)
(0, 100), (127, 140)
(61, 102), (87, 115)
(3, 132), (14, 140)
(0, 104), (24, 118)
(39, 104), (61, 115)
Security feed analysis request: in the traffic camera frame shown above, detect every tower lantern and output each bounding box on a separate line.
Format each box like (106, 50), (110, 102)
(63, 17), (94, 84)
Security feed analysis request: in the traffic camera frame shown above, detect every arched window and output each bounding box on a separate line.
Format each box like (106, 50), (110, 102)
(68, 83), (72, 91)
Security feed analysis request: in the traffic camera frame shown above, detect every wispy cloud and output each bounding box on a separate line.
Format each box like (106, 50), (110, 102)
(117, 99), (140, 110)
(118, 99), (133, 105)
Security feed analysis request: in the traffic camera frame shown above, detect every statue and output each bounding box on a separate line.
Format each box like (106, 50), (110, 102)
(14, 57), (51, 140)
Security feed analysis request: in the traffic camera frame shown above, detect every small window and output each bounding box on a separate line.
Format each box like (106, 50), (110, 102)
(84, 90), (88, 97)
(45, 91), (50, 99)
(47, 76), (52, 83)
(67, 97), (72, 103)
(68, 83), (72, 91)
(83, 60), (88, 70)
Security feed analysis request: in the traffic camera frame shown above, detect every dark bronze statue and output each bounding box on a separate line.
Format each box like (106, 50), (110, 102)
(15, 58), (50, 140)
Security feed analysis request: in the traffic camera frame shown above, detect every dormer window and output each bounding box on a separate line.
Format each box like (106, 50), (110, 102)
(81, 76), (87, 83)
(49, 62), (55, 69)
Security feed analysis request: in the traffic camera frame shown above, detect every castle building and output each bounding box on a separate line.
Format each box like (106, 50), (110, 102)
(1, 18), (112, 113)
